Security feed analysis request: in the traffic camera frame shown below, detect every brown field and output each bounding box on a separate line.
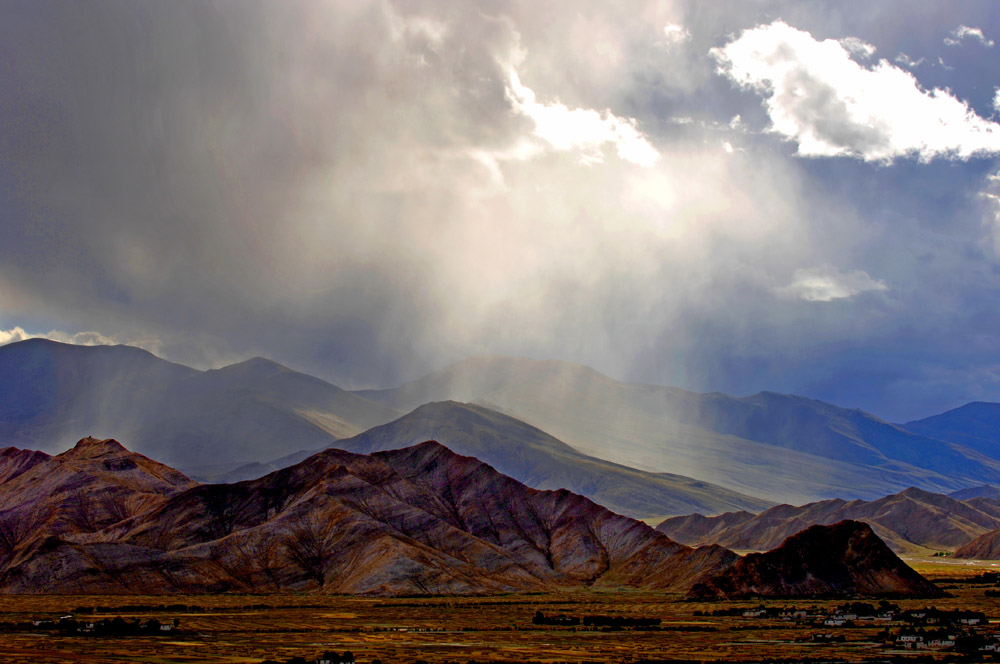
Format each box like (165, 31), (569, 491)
(0, 559), (997, 664)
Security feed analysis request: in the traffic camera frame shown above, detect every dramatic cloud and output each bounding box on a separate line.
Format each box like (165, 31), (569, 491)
(777, 267), (888, 303)
(504, 66), (660, 166)
(944, 25), (994, 47)
(2, 0), (1000, 421)
(712, 21), (1000, 162)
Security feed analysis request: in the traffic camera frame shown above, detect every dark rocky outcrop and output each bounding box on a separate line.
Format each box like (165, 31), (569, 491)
(689, 520), (944, 599)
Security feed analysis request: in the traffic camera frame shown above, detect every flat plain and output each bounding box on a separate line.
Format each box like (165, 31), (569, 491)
(0, 559), (998, 664)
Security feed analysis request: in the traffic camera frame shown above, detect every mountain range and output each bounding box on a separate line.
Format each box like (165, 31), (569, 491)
(657, 487), (1000, 555)
(0, 436), (939, 598)
(0, 339), (399, 469)
(0, 436), (740, 594)
(5, 339), (1000, 514)
(358, 356), (1000, 502)
(275, 400), (772, 519)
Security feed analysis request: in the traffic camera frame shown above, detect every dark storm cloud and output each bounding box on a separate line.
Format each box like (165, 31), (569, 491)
(2, 0), (1000, 419)
(0, 0), (523, 381)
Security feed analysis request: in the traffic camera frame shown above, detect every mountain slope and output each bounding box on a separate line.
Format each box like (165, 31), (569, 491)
(0, 440), (740, 595)
(0, 338), (195, 450)
(0, 447), (49, 485)
(324, 401), (771, 519)
(904, 402), (1000, 459)
(358, 356), (1000, 502)
(689, 521), (944, 599)
(0, 437), (195, 571)
(0, 339), (400, 469)
(954, 529), (1000, 559)
(657, 487), (1000, 555)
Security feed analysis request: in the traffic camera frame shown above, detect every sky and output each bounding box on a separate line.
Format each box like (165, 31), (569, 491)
(2, 0), (1000, 422)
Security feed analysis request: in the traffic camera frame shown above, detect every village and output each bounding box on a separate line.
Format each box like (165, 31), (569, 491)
(702, 602), (995, 653)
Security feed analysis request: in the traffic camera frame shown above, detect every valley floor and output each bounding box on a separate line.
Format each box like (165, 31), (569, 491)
(0, 561), (998, 664)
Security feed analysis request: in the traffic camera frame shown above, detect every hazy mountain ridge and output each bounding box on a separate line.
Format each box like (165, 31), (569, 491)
(0, 339), (400, 469)
(180, 401), (773, 519)
(322, 400), (772, 519)
(358, 356), (1000, 502)
(5, 340), (1000, 508)
(949, 484), (1000, 501)
(657, 487), (1000, 555)
(905, 402), (1000, 459)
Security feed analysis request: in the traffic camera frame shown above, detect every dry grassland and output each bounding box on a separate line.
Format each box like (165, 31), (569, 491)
(0, 559), (995, 663)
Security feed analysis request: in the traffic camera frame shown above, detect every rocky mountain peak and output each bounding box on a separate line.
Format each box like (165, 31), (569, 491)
(65, 437), (128, 457)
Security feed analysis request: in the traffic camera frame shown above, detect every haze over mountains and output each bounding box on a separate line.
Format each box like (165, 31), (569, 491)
(309, 401), (771, 519)
(218, 401), (772, 519)
(905, 403), (1000, 460)
(0, 338), (399, 469)
(5, 339), (1000, 516)
(0, 340), (768, 519)
(360, 356), (1000, 502)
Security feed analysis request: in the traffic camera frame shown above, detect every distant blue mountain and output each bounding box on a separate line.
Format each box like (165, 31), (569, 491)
(0, 339), (399, 470)
(358, 357), (1000, 502)
(904, 402), (1000, 459)
(5, 340), (1000, 507)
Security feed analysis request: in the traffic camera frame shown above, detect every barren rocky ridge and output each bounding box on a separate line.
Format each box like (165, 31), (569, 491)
(0, 437), (942, 598)
(657, 487), (1000, 555)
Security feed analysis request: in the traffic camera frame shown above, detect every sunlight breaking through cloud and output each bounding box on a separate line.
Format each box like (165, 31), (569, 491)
(504, 66), (660, 167)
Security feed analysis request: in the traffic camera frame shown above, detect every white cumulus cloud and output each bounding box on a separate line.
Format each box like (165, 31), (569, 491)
(777, 266), (888, 302)
(711, 21), (1000, 162)
(504, 66), (660, 167)
(944, 25), (994, 48)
